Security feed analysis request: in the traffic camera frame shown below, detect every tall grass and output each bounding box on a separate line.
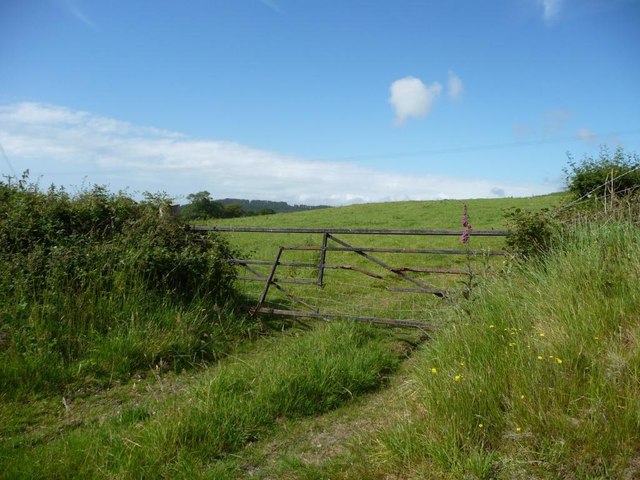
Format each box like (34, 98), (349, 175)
(0, 321), (399, 479)
(346, 221), (640, 478)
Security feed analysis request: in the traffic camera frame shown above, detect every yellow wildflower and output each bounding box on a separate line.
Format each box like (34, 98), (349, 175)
(431, 367), (437, 374)
(556, 357), (563, 364)
(516, 426), (522, 432)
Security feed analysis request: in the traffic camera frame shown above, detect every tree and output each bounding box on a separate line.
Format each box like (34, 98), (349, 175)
(221, 204), (245, 218)
(181, 191), (224, 220)
(564, 146), (640, 199)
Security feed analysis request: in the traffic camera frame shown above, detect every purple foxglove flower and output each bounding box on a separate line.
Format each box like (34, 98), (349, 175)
(462, 205), (469, 228)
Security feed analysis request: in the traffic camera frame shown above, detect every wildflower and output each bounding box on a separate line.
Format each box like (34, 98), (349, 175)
(489, 324), (495, 329)
(454, 374), (463, 382)
(539, 333), (545, 337)
(556, 357), (563, 364)
(462, 204), (470, 228)
(516, 426), (522, 432)
(537, 355), (543, 360)
(460, 204), (473, 244)
(431, 367), (438, 374)
(478, 423), (484, 429)
(520, 394), (525, 399)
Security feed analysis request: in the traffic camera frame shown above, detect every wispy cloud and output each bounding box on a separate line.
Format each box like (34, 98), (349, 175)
(577, 128), (597, 144)
(258, 0), (285, 14)
(544, 109), (572, 134)
(539, 0), (563, 23)
(63, 0), (97, 30)
(447, 71), (464, 100)
(0, 103), (554, 205)
(389, 76), (443, 126)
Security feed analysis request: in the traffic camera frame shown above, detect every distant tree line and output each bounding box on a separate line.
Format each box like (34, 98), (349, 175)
(180, 191), (329, 220)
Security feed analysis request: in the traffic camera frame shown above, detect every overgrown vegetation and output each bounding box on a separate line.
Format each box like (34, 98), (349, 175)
(0, 173), (243, 398)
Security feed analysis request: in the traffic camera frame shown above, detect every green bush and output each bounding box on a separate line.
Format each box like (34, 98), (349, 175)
(0, 174), (242, 397)
(564, 146), (640, 199)
(504, 207), (558, 259)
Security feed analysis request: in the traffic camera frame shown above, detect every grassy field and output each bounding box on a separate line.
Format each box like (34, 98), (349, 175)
(6, 190), (638, 479)
(202, 194), (564, 322)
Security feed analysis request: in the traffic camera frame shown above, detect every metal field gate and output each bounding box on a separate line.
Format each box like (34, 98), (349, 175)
(192, 226), (510, 328)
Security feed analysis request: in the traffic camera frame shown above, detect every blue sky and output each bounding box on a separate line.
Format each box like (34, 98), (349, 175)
(1, 0), (639, 205)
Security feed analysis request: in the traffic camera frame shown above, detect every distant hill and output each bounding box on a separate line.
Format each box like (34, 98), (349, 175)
(215, 198), (331, 215)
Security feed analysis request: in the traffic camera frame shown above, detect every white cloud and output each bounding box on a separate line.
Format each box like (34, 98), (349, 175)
(0, 102), (554, 205)
(577, 128), (597, 144)
(389, 76), (442, 126)
(540, 0), (563, 23)
(447, 71), (464, 100)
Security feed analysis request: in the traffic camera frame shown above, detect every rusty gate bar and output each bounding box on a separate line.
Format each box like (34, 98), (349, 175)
(191, 226), (510, 236)
(283, 245), (507, 256)
(327, 233), (434, 291)
(237, 276), (317, 285)
(317, 232), (329, 286)
(392, 266), (473, 275)
(233, 259), (383, 279)
(252, 246), (284, 316)
(254, 307), (434, 330)
(240, 261), (318, 311)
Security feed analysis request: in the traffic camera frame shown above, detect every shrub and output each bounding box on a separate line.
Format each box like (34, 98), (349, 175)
(504, 207), (558, 259)
(0, 174), (241, 396)
(564, 146), (640, 199)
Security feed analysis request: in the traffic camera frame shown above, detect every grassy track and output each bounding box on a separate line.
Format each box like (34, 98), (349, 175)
(0, 322), (401, 479)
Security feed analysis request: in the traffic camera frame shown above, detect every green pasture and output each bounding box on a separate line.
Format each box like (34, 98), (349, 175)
(200, 194), (564, 321)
